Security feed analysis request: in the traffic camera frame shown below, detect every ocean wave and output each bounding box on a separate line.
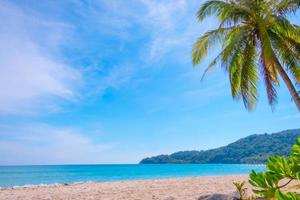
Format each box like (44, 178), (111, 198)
(3, 180), (97, 189)
(12, 183), (64, 189)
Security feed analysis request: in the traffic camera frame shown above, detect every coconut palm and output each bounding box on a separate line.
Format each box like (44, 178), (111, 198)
(192, 0), (300, 111)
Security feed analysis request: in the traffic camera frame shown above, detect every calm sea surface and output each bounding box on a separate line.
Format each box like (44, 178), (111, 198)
(0, 164), (265, 188)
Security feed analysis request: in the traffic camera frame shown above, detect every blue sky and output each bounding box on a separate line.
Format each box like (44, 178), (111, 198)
(0, 0), (299, 165)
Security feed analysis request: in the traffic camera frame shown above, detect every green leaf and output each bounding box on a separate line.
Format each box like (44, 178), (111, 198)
(276, 190), (300, 200)
(297, 172), (300, 181)
(249, 137), (300, 199)
(291, 137), (300, 163)
(266, 155), (294, 178)
(249, 171), (279, 198)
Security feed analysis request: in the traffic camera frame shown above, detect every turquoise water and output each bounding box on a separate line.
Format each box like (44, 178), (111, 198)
(0, 164), (265, 188)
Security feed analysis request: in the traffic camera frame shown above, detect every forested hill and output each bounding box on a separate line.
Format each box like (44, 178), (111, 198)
(140, 129), (300, 164)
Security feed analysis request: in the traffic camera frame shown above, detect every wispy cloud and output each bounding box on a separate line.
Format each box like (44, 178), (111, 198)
(78, 0), (205, 62)
(141, 0), (192, 61)
(140, 0), (216, 62)
(87, 64), (135, 96)
(0, 0), (217, 116)
(0, 1), (81, 114)
(141, 0), (188, 29)
(0, 124), (113, 165)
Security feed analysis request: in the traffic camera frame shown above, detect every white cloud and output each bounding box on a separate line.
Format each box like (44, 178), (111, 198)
(0, 2), (81, 114)
(138, 0), (217, 62)
(80, 0), (199, 62)
(0, 0), (215, 115)
(85, 64), (134, 97)
(0, 124), (113, 165)
(141, 0), (188, 29)
(100, 65), (133, 90)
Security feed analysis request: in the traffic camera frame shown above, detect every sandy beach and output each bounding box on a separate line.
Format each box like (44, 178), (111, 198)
(0, 175), (248, 200)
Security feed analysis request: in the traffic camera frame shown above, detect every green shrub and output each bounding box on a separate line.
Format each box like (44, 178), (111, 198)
(248, 137), (300, 199)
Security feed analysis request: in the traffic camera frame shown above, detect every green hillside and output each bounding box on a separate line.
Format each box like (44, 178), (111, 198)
(140, 129), (300, 164)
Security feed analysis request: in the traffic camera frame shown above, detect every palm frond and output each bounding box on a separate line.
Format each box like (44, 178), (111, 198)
(228, 48), (243, 100)
(226, 31), (252, 99)
(192, 26), (237, 66)
(259, 47), (279, 109)
(199, 25), (249, 80)
(276, 0), (300, 15)
(192, 0), (300, 111)
(197, 0), (250, 24)
(240, 37), (258, 110)
(221, 26), (252, 70)
(257, 22), (279, 84)
(269, 29), (300, 83)
(272, 15), (300, 44)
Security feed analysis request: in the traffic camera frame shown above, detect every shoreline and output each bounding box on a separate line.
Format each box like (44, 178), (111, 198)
(0, 175), (249, 200)
(0, 173), (251, 189)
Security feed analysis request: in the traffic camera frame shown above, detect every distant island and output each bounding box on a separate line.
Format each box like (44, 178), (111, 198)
(140, 129), (300, 164)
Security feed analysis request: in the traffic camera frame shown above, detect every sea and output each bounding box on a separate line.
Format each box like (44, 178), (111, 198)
(0, 164), (265, 188)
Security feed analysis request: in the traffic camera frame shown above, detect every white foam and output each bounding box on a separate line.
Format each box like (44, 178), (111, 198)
(12, 183), (63, 189)
(8, 181), (96, 189)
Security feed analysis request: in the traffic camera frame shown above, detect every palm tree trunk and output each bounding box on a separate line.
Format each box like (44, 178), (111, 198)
(276, 64), (300, 112)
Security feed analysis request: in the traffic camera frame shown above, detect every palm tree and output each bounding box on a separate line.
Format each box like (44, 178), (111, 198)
(192, 0), (300, 111)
